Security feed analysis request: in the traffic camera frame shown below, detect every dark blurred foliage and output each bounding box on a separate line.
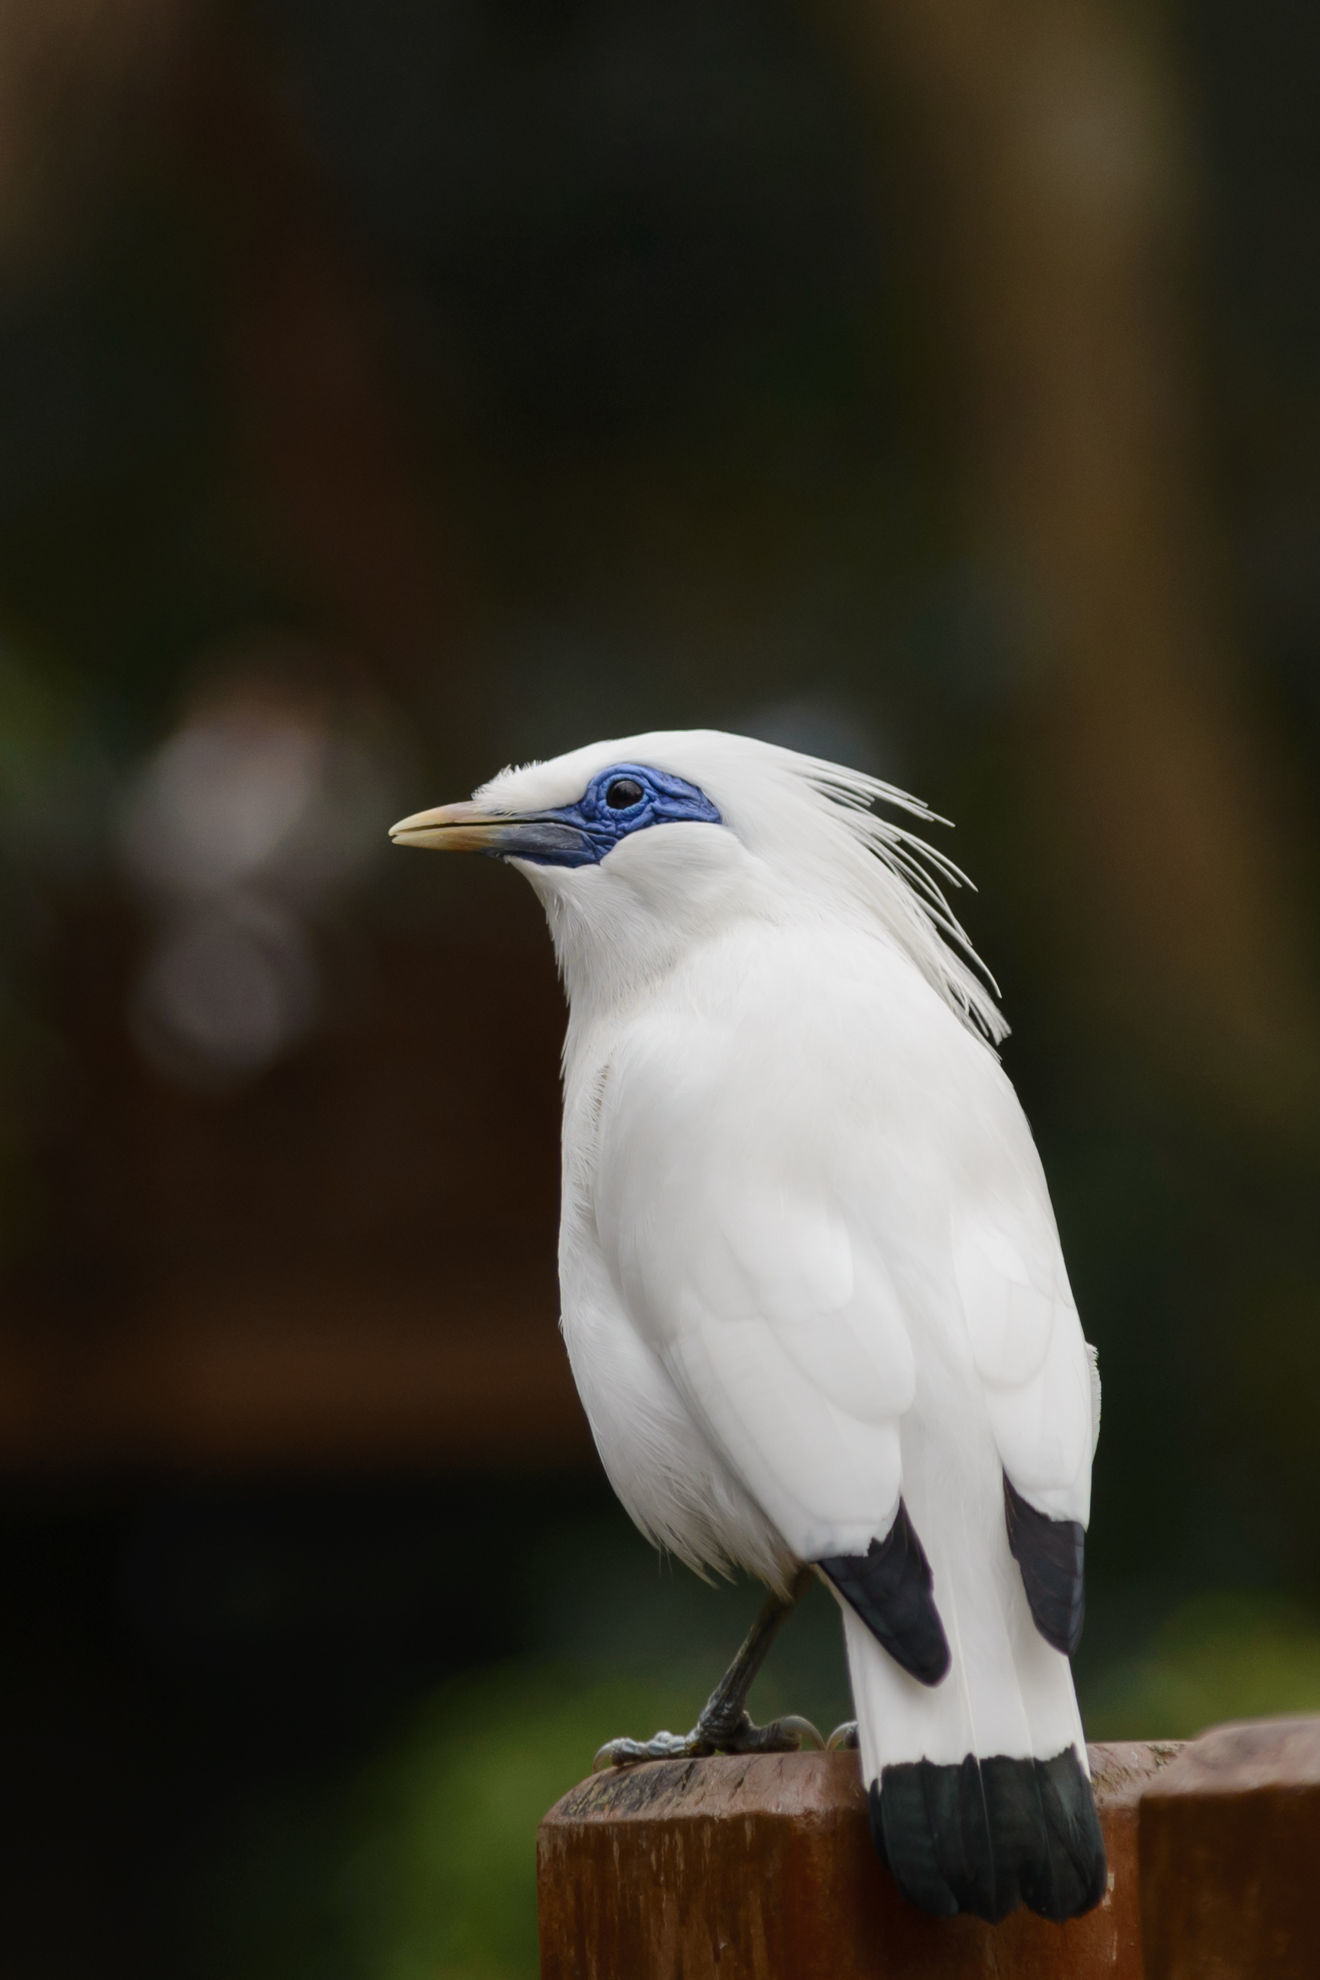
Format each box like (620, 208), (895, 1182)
(0, 1), (1317, 1976)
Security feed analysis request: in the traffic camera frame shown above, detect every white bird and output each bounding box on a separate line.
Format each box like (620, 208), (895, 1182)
(391, 729), (1105, 1923)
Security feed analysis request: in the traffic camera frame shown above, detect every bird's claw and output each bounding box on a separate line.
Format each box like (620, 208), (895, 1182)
(715, 1711), (825, 1755)
(592, 1730), (697, 1771)
(593, 1710), (824, 1772)
(826, 1720), (859, 1751)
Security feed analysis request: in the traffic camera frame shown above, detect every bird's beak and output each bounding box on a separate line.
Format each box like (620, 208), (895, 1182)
(388, 800), (592, 863)
(389, 800), (515, 852)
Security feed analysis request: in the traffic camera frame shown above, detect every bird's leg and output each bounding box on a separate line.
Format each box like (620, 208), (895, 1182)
(689, 1570), (820, 1752)
(593, 1569), (823, 1770)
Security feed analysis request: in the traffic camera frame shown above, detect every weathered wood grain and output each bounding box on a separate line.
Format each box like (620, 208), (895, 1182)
(1139, 1718), (1320, 1980)
(539, 1739), (1179, 1979)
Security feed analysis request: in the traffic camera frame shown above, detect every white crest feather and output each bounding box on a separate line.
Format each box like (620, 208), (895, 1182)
(786, 748), (1007, 1047)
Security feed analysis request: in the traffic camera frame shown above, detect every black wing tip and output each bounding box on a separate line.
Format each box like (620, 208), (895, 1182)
(817, 1500), (951, 1686)
(1003, 1474), (1086, 1656)
(869, 1746), (1107, 1923)
(908, 1636), (952, 1687)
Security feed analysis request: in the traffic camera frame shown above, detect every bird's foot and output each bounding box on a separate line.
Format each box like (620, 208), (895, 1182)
(593, 1710), (823, 1772)
(827, 1720), (859, 1751)
(700, 1709), (825, 1757)
(592, 1729), (700, 1769)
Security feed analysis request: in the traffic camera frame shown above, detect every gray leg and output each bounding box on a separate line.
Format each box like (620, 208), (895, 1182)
(593, 1570), (823, 1770)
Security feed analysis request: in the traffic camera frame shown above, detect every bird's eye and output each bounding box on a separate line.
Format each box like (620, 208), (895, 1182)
(605, 777), (645, 810)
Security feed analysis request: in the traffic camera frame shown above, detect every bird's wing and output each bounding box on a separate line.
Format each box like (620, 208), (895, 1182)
(591, 1014), (918, 1568)
(949, 1084), (1097, 1528)
(945, 1071), (1098, 1654)
(591, 987), (1097, 1567)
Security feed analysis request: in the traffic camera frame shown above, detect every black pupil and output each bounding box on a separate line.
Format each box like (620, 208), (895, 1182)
(605, 777), (644, 810)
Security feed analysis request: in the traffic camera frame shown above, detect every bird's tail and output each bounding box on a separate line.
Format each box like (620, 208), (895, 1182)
(840, 1596), (1106, 1921)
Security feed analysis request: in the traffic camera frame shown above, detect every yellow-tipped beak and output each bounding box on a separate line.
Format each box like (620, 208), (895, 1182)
(388, 800), (511, 852)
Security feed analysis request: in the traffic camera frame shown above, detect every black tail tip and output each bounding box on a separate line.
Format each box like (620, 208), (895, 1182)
(869, 1746), (1107, 1923)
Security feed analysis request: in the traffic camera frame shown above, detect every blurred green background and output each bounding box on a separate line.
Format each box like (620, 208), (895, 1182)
(0, 1), (1318, 1976)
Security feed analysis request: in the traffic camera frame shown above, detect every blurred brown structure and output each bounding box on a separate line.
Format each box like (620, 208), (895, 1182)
(5, 912), (587, 1467)
(830, 0), (1319, 1121)
(0, 1), (569, 1474)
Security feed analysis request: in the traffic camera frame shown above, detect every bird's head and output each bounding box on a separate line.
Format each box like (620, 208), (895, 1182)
(391, 728), (1005, 1038)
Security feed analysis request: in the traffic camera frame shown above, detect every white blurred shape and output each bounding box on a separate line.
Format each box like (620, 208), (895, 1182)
(131, 897), (318, 1091)
(117, 664), (400, 1090)
(118, 688), (389, 908)
(121, 711), (326, 897)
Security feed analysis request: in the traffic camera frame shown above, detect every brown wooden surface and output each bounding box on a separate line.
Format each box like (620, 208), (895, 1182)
(538, 1740), (1178, 1980)
(1139, 1717), (1320, 1980)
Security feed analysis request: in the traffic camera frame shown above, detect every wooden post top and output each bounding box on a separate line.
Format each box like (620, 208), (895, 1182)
(1139, 1717), (1320, 1980)
(539, 1722), (1320, 1979)
(539, 1741), (1172, 1979)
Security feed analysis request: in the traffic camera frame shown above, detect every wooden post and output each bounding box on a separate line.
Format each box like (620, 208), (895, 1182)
(538, 1740), (1176, 1979)
(1139, 1718), (1320, 1980)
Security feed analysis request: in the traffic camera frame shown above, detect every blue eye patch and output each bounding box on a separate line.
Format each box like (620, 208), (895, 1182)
(486, 763), (722, 868)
